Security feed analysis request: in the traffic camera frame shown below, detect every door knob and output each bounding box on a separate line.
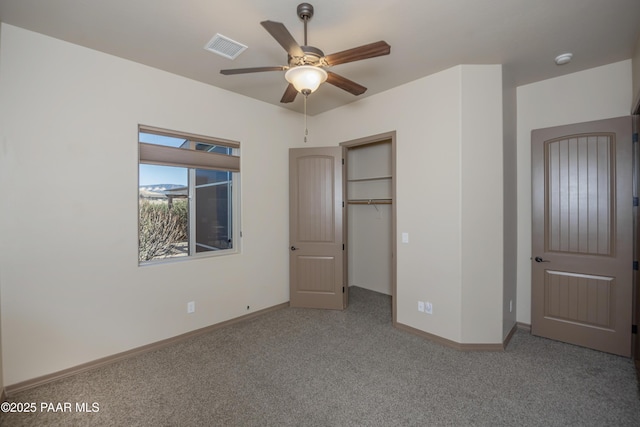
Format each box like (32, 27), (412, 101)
(534, 256), (550, 263)
(290, 246), (299, 251)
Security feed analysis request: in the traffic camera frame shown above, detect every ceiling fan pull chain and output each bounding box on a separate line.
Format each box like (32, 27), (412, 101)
(304, 95), (308, 143)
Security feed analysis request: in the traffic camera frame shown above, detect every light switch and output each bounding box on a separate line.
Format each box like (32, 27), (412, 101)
(402, 232), (409, 243)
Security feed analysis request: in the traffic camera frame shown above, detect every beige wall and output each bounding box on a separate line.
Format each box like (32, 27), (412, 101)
(460, 66), (505, 343)
(633, 33), (640, 111)
(0, 24), (302, 386)
(314, 65), (506, 344)
(0, 22), (3, 396)
(516, 60), (633, 325)
(313, 67), (463, 341)
(502, 67), (518, 339)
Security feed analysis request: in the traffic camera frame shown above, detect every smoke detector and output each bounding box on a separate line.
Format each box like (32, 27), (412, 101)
(554, 53), (573, 65)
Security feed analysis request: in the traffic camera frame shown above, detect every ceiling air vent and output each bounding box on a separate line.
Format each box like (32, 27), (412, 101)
(204, 34), (247, 60)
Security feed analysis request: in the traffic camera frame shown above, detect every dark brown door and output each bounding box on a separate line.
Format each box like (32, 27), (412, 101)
(531, 116), (633, 357)
(289, 147), (346, 309)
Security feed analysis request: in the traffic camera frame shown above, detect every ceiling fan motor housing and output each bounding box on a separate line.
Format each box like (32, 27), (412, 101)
(297, 3), (314, 21)
(289, 45), (325, 67)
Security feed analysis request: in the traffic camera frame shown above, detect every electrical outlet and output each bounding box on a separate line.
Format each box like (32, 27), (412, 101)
(509, 300), (513, 313)
(425, 302), (433, 315)
(418, 301), (425, 312)
(187, 301), (195, 314)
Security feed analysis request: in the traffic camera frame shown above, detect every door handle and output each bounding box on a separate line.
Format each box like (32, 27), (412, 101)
(534, 256), (550, 263)
(290, 246), (299, 251)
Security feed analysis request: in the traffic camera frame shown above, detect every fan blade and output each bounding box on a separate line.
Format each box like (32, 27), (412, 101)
(220, 66), (286, 75)
(326, 72), (367, 96)
(261, 20), (305, 58)
(324, 41), (391, 66)
(280, 84), (298, 103)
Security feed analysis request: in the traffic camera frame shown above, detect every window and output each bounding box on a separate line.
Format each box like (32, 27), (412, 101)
(138, 125), (240, 263)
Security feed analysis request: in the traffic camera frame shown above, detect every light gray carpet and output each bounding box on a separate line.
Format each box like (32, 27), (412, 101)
(2, 286), (639, 426)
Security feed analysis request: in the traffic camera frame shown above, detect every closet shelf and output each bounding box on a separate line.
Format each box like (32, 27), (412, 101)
(347, 175), (392, 182)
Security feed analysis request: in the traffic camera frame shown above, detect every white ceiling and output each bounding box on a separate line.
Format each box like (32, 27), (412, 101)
(1, 0), (639, 115)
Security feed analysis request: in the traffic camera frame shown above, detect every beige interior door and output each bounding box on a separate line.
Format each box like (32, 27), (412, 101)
(289, 146), (346, 309)
(531, 116), (633, 357)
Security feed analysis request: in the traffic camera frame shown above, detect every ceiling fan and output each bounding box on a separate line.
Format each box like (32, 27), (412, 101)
(220, 3), (391, 103)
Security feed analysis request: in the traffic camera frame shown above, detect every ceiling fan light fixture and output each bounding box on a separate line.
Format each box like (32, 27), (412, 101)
(285, 65), (328, 95)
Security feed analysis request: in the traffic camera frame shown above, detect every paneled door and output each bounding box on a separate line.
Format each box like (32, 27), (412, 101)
(531, 116), (633, 357)
(289, 147), (346, 309)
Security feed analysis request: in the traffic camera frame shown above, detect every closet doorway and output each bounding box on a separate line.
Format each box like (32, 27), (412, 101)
(342, 132), (397, 322)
